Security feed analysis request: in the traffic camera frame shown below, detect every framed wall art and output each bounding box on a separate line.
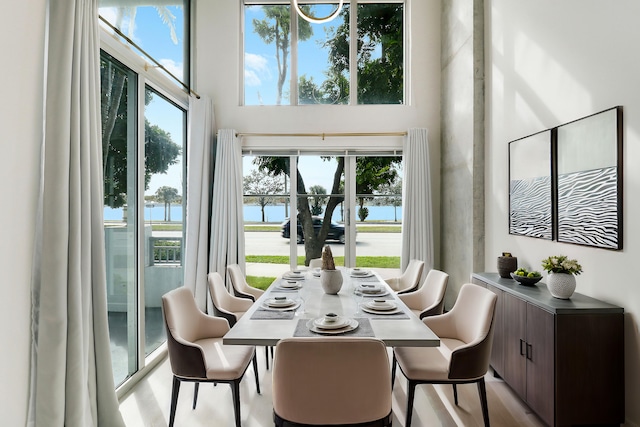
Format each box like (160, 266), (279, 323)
(555, 106), (623, 249)
(509, 130), (553, 240)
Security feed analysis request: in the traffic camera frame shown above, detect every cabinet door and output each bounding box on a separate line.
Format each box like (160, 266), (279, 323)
(502, 293), (527, 400)
(486, 284), (504, 376)
(525, 303), (555, 427)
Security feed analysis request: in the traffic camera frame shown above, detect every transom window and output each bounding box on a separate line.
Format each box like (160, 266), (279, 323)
(243, 1), (405, 106)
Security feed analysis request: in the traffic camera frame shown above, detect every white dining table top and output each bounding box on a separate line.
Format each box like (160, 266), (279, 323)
(223, 268), (440, 348)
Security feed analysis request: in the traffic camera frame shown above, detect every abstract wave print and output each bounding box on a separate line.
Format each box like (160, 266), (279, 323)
(558, 167), (619, 249)
(510, 176), (552, 239)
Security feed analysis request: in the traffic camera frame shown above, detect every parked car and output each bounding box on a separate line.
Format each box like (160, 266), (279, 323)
(281, 216), (346, 244)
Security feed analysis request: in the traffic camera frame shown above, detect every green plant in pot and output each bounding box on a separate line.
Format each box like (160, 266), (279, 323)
(541, 255), (583, 299)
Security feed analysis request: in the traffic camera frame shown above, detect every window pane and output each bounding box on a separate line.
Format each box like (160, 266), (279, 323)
(243, 155), (290, 285)
(143, 87), (185, 357)
(99, 1), (189, 86)
(354, 156), (402, 269)
(296, 156), (345, 266)
(244, 5), (292, 105)
(101, 52), (138, 386)
(357, 3), (404, 104)
(298, 4), (350, 105)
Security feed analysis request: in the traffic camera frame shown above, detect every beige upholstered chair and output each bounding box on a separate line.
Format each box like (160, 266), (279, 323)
(161, 287), (260, 427)
(392, 283), (498, 427)
(398, 269), (449, 319)
(209, 271), (274, 369)
(272, 337), (392, 426)
(308, 258), (323, 268)
(207, 272), (253, 327)
(385, 259), (425, 294)
(227, 263), (264, 302)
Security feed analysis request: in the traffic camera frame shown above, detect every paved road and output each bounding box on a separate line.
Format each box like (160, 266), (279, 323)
(245, 231), (401, 257)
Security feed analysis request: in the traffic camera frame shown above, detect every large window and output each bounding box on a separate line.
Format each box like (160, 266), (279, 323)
(101, 51), (187, 387)
(243, 1), (404, 106)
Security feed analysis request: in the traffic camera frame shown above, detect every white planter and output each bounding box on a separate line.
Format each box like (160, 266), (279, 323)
(547, 272), (576, 299)
(320, 269), (343, 294)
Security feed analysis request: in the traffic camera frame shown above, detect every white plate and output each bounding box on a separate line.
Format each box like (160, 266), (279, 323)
(279, 281), (302, 289)
(312, 268), (321, 277)
(265, 298), (296, 308)
(313, 316), (351, 330)
(365, 300), (397, 311)
(361, 306), (403, 315)
(307, 318), (359, 335)
(351, 269), (371, 276)
(355, 289), (389, 297)
(283, 272), (305, 281)
(261, 300), (301, 311)
(350, 272), (375, 278)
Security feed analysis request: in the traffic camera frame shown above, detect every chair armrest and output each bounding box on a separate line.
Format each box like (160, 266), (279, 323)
(194, 309), (231, 339)
(228, 294), (254, 312)
(423, 311), (456, 337)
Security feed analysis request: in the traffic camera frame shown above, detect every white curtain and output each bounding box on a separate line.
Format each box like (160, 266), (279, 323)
(184, 96), (215, 310)
(29, 0), (124, 426)
(401, 128), (434, 276)
(209, 129), (245, 299)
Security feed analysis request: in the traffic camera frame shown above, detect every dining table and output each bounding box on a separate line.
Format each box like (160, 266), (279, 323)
(222, 267), (440, 348)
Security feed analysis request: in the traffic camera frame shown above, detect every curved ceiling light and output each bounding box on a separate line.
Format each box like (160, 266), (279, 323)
(293, 0), (345, 24)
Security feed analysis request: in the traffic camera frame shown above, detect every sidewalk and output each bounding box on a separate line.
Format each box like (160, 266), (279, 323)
(245, 262), (400, 281)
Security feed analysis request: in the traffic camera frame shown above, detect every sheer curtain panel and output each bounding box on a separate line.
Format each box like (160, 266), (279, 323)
(28, 0), (124, 425)
(208, 129), (246, 307)
(184, 96), (215, 310)
(401, 128), (434, 278)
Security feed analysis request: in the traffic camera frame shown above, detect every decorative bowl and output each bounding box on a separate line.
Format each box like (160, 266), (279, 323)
(510, 272), (542, 286)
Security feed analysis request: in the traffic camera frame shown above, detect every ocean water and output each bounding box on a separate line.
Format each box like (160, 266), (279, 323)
(104, 204), (403, 223)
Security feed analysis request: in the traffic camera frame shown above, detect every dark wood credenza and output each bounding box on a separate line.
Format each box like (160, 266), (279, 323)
(471, 273), (624, 427)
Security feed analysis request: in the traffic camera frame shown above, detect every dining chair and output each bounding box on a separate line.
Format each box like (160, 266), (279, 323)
(272, 337), (392, 427)
(209, 271), (274, 369)
(308, 258), (323, 268)
(227, 263), (264, 302)
(385, 259), (425, 294)
(161, 287), (260, 427)
(397, 269), (449, 319)
(207, 271), (253, 327)
(392, 283), (498, 427)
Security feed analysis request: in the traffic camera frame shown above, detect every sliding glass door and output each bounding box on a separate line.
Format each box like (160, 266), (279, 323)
(101, 51), (187, 387)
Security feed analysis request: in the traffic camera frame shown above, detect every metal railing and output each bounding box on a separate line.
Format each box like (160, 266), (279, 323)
(149, 237), (183, 266)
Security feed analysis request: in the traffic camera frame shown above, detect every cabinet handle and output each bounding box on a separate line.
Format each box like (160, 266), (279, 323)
(520, 339), (526, 356)
(526, 343), (533, 360)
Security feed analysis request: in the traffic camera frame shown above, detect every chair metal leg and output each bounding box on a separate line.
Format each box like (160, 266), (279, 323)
(406, 380), (416, 427)
(453, 383), (458, 405)
(391, 353), (397, 389)
(477, 378), (491, 427)
(265, 346), (270, 370)
(193, 382), (200, 409)
(169, 376), (181, 427)
(253, 353), (261, 394)
(231, 379), (242, 427)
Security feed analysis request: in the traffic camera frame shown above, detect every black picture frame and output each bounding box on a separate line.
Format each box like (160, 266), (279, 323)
(508, 130), (553, 240)
(555, 106), (623, 250)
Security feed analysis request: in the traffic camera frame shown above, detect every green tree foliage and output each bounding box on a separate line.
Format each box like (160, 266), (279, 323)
(252, 5), (313, 104)
(309, 185), (328, 215)
(243, 169), (285, 222)
(155, 186), (180, 221)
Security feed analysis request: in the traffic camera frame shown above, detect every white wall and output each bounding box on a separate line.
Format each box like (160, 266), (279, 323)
(486, 1), (640, 425)
(0, 1), (46, 424)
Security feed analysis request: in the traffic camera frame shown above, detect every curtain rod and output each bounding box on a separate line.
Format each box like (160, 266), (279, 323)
(98, 15), (200, 99)
(236, 131), (407, 140)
